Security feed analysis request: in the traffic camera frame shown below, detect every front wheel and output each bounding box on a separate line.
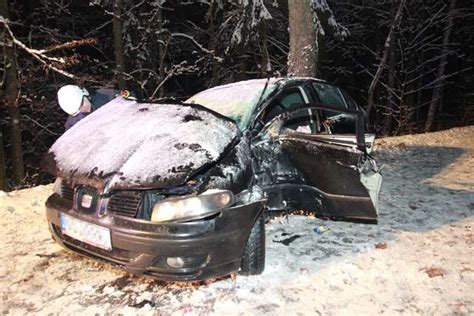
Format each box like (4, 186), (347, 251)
(239, 211), (265, 276)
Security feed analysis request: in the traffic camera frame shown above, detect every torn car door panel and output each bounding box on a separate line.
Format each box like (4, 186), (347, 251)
(251, 104), (381, 221)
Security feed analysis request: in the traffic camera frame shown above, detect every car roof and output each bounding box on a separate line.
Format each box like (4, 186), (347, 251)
(200, 77), (329, 93)
(277, 77), (328, 84)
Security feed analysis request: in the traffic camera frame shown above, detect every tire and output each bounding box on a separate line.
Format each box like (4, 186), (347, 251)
(239, 211), (265, 276)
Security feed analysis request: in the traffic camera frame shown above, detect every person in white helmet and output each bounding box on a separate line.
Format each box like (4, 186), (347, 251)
(57, 85), (118, 130)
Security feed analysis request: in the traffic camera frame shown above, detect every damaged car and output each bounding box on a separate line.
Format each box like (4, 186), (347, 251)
(43, 78), (382, 281)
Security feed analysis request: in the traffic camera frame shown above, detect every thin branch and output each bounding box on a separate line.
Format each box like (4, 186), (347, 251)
(367, 0), (406, 113)
(22, 115), (59, 135)
(42, 38), (98, 54)
(1, 17), (77, 79)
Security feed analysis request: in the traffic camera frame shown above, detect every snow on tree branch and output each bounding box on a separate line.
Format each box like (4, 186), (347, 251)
(311, 0), (349, 39)
(1, 16), (78, 79)
(230, 0), (272, 46)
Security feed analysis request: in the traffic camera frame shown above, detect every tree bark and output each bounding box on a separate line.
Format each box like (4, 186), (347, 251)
(113, 0), (126, 89)
(425, 0), (456, 132)
(287, 0), (318, 77)
(1, 0), (24, 186)
(383, 0), (399, 136)
(367, 0), (406, 115)
(261, 20), (271, 77)
(156, 4), (165, 98)
(0, 129), (7, 191)
(208, 3), (219, 87)
(148, 1), (165, 98)
(404, 54), (417, 134)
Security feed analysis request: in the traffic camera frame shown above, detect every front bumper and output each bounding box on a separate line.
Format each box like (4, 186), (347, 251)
(46, 193), (265, 281)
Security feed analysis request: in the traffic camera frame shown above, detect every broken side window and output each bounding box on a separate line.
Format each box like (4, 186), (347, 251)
(340, 89), (359, 110)
(281, 108), (322, 134)
(312, 83), (349, 118)
(262, 89), (306, 124)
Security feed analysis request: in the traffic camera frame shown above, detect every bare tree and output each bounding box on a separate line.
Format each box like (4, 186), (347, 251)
(367, 0), (406, 115)
(1, 0), (24, 186)
(425, 0), (457, 132)
(383, 0), (399, 135)
(113, 0), (126, 89)
(0, 129), (6, 190)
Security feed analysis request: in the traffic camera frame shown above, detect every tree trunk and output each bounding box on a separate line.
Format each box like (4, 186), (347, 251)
(261, 20), (271, 77)
(383, 0), (399, 136)
(208, 3), (219, 87)
(0, 129), (7, 191)
(287, 0), (318, 77)
(404, 55), (417, 134)
(9, 106), (24, 184)
(425, 0), (456, 132)
(148, 1), (165, 98)
(367, 0), (406, 115)
(1, 0), (24, 186)
(156, 4), (165, 98)
(113, 0), (126, 89)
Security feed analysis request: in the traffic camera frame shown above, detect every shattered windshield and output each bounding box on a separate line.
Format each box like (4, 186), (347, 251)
(185, 79), (278, 129)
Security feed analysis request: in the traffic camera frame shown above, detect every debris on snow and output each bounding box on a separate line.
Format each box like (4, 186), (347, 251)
(420, 267), (446, 278)
(272, 233), (302, 246)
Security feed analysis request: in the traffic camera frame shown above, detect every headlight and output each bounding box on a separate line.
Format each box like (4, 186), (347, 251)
(151, 190), (234, 223)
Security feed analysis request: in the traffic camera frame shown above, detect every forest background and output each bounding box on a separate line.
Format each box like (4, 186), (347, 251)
(0, 0), (473, 191)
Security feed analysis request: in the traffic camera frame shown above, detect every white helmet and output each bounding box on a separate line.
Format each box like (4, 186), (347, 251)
(57, 85), (90, 115)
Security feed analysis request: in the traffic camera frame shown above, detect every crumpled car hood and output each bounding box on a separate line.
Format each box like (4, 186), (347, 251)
(43, 97), (239, 190)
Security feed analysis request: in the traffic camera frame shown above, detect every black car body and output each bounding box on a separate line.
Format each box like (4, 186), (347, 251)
(43, 78), (382, 281)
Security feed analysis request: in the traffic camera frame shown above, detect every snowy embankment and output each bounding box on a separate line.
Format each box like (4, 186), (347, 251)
(1, 126), (473, 315)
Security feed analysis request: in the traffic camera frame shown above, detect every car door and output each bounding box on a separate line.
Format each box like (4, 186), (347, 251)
(251, 104), (381, 221)
(250, 84), (320, 211)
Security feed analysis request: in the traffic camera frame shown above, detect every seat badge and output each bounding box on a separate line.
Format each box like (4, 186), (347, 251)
(81, 194), (93, 208)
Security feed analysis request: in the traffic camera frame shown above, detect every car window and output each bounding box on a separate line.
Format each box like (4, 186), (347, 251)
(282, 109), (320, 134)
(340, 89), (358, 110)
(312, 83), (347, 108)
(262, 89), (306, 123)
(279, 91), (305, 109)
(312, 82), (349, 118)
(280, 107), (356, 136)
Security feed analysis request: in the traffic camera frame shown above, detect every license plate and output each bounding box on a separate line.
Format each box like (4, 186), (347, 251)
(60, 213), (112, 251)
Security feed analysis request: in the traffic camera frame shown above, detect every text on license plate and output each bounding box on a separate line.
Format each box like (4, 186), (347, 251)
(60, 213), (112, 251)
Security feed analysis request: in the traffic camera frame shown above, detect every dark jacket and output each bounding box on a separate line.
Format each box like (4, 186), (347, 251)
(64, 88), (117, 131)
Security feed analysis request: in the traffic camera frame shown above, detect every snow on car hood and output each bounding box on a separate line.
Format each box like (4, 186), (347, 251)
(44, 97), (239, 190)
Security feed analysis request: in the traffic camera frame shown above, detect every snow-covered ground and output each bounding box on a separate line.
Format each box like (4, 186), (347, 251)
(1, 126), (473, 315)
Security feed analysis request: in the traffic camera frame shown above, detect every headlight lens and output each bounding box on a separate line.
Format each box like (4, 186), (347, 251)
(151, 190), (234, 223)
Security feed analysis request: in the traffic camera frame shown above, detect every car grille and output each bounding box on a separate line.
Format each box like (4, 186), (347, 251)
(61, 183), (75, 201)
(60, 182), (144, 218)
(108, 192), (143, 218)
